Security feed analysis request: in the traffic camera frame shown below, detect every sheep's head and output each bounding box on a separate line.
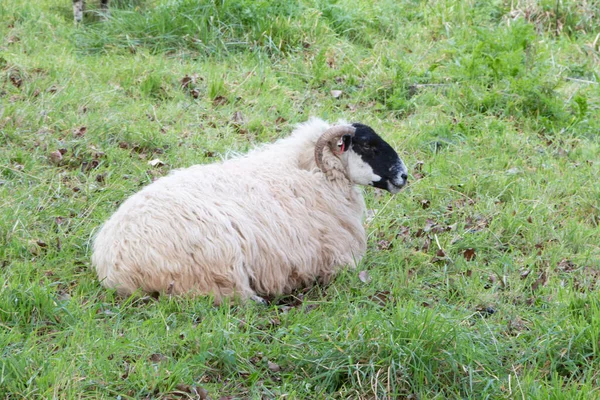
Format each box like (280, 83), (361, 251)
(315, 123), (408, 194)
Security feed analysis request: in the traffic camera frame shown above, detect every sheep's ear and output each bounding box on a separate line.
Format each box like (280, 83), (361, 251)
(336, 134), (353, 154)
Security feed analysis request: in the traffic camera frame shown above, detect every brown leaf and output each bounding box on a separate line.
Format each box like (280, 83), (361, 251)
(396, 226), (410, 239)
(420, 199), (431, 209)
(49, 150), (62, 165)
(507, 317), (528, 334)
(213, 95), (228, 106)
(531, 271), (547, 292)
(275, 116), (287, 125)
(231, 111), (244, 124)
(81, 159), (99, 173)
(368, 290), (392, 306)
(413, 172), (425, 180)
(330, 90), (343, 99)
(465, 216), (489, 232)
(463, 248), (476, 261)
(173, 383), (208, 399)
(520, 268), (531, 279)
(190, 88), (200, 99)
(9, 72), (22, 88)
(557, 259), (576, 272)
(180, 75), (193, 89)
(267, 361), (281, 372)
(149, 353), (167, 363)
(377, 239), (393, 251)
(527, 216), (533, 223)
(73, 126), (87, 137)
(358, 270), (371, 283)
(436, 249), (446, 257)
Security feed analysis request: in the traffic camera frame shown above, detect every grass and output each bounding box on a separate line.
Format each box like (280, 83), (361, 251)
(1, 0), (600, 398)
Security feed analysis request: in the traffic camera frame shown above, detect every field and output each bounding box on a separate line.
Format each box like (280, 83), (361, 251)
(1, 0), (600, 398)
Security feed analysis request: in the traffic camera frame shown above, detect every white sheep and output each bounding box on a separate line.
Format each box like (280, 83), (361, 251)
(92, 118), (408, 303)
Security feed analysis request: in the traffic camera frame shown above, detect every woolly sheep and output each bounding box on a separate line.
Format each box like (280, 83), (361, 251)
(92, 118), (408, 303)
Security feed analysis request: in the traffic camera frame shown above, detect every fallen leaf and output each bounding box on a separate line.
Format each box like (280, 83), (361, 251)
(9, 72), (22, 88)
(377, 239), (393, 251)
(231, 111), (244, 124)
(463, 248), (476, 261)
(148, 158), (165, 167)
(213, 95), (228, 106)
(81, 159), (99, 172)
(520, 268), (531, 279)
(275, 116), (287, 125)
(267, 361), (281, 372)
(358, 270), (371, 283)
(420, 199), (431, 209)
(180, 74), (194, 89)
(368, 290), (392, 306)
(73, 126), (87, 137)
(173, 383), (208, 399)
(435, 249), (446, 257)
(531, 271), (547, 292)
(149, 353), (167, 363)
(557, 259), (576, 272)
(49, 150), (62, 164)
(28, 240), (48, 256)
(396, 226), (410, 239)
(330, 89), (343, 98)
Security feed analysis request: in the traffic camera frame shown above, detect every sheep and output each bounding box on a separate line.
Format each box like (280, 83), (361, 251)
(73, 0), (109, 23)
(92, 118), (408, 303)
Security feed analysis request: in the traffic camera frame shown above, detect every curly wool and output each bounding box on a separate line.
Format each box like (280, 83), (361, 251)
(92, 118), (367, 302)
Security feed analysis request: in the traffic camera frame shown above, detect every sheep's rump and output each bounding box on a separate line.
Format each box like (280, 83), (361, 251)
(92, 159), (366, 300)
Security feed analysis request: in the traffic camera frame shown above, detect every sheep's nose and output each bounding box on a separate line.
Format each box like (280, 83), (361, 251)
(401, 173), (408, 181)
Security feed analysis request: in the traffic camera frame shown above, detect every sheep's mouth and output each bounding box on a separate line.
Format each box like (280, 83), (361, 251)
(387, 181), (405, 194)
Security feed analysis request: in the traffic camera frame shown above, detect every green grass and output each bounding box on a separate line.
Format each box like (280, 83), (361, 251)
(1, 0), (600, 398)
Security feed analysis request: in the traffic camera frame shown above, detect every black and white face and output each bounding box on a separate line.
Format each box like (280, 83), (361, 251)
(338, 123), (408, 194)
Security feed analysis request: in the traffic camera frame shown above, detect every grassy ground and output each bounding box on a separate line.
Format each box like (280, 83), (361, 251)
(1, 0), (600, 398)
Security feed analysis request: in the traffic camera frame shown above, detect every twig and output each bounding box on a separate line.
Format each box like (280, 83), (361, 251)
(565, 77), (598, 85)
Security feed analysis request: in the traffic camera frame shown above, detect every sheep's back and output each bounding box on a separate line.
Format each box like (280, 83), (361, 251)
(92, 161), (366, 297)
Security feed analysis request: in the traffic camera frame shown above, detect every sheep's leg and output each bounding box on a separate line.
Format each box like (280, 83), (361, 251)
(99, 0), (110, 20)
(73, 0), (84, 23)
(250, 294), (268, 305)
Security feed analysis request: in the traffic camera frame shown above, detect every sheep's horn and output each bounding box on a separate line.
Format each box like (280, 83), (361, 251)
(314, 125), (356, 172)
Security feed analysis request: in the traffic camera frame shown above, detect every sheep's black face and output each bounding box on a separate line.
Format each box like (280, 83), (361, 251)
(341, 123), (408, 194)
